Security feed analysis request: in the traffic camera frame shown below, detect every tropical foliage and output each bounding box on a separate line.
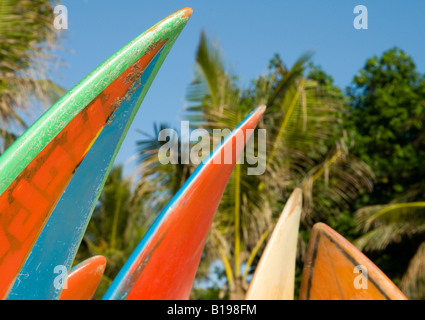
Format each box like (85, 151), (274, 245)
(354, 202), (425, 299)
(0, 0), (64, 152)
(133, 31), (374, 299)
(348, 48), (425, 300)
(348, 48), (425, 206)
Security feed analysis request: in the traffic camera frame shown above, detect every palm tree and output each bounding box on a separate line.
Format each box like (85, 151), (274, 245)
(354, 201), (425, 299)
(135, 31), (374, 299)
(0, 0), (64, 151)
(187, 31), (374, 299)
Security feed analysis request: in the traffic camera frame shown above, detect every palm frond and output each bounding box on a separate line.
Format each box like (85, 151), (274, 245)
(400, 241), (425, 299)
(354, 223), (425, 251)
(0, 0), (64, 127)
(355, 202), (425, 232)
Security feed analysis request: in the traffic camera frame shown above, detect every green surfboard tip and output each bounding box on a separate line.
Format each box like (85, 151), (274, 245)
(0, 7), (193, 195)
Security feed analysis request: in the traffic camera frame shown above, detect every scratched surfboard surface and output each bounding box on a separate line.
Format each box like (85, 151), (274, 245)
(0, 7), (192, 300)
(299, 223), (407, 300)
(103, 105), (266, 300)
(245, 188), (302, 300)
(59, 256), (106, 300)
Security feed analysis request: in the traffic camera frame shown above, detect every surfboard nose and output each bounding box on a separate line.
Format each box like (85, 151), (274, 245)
(179, 7), (193, 19)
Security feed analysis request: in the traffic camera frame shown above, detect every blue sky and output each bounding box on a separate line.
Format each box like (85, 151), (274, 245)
(53, 0), (425, 176)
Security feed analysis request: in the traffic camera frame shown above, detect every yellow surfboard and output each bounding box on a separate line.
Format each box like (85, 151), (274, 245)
(245, 188), (302, 300)
(299, 223), (407, 300)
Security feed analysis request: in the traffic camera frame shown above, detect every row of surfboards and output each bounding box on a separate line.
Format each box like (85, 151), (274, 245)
(0, 7), (407, 300)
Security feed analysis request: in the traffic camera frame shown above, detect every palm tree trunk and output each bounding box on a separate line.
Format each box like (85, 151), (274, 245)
(110, 185), (124, 249)
(228, 276), (246, 300)
(233, 112), (242, 279)
(233, 161), (241, 278)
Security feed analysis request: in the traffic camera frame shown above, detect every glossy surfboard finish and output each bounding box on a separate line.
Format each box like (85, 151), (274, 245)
(245, 188), (302, 300)
(103, 105), (266, 300)
(1, 7), (192, 300)
(59, 256), (106, 300)
(299, 223), (407, 300)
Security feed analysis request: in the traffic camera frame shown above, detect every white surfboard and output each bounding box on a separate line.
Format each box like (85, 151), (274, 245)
(245, 188), (302, 300)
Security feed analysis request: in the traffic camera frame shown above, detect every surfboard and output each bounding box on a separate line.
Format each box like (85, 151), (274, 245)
(102, 105), (266, 300)
(1, 7), (192, 300)
(299, 222), (407, 300)
(59, 256), (106, 300)
(245, 188), (302, 300)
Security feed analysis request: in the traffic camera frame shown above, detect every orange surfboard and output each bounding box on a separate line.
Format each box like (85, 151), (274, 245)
(59, 256), (106, 300)
(299, 223), (407, 300)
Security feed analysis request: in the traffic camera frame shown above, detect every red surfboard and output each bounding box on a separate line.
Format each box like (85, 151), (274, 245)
(103, 105), (266, 300)
(60, 256), (106, 300)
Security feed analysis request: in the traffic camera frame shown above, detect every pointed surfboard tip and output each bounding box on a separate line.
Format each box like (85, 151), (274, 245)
(179, 7), (193, 19)
(293, 188), (303, 209)
(282, 188), (302, 218)
(293, 187), (302, 193)
(251, 104), (266, 124)
(312, 222), (334, 234)
(302, 222), (408, 300)
(0, 6), (194, 197)
(230, 105), (266, 135)
(59, 255), (107, 300)
(251, 105), (266, 124)
(69, 255), (107, 279)
(291, 187), (303, 202)
(156, 7), (193, 29)
(245, 187), (302, 300)
(244, 104), (266, 127)
(257, 104), (267, 114)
